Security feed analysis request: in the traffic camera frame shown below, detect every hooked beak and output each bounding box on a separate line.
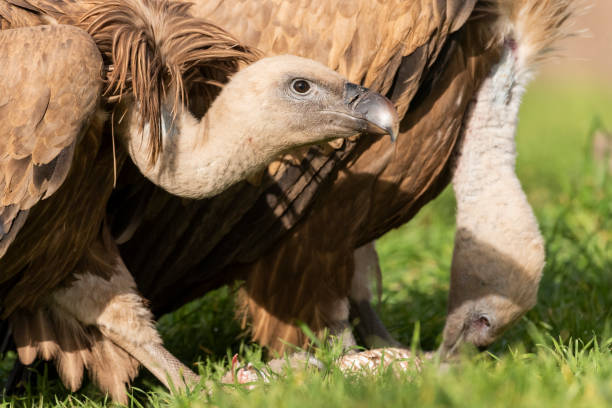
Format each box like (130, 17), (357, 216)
(344, 82), (399, 142)
(439, 308), (497, 360)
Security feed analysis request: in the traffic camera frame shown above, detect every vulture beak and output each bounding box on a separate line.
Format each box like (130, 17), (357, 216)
(344, 82), (399, 142)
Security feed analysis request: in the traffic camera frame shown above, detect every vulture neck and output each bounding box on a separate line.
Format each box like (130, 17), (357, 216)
(124, 98), (272, 199)
(452, 45), (544, 282)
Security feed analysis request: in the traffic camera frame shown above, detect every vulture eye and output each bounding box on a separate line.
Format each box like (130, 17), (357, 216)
(291, 79), (311, 94)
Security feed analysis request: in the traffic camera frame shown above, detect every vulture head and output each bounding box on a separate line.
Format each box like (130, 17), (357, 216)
(210, 55), (400, 146)
(440, 245), (543, 355)
(122, 55), (398, 198)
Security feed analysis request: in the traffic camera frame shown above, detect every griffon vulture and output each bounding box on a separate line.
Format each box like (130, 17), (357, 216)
(0, 0), (398, 402)
(104, 0), (574, 355)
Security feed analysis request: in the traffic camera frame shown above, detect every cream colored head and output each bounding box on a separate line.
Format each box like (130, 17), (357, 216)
(212, 55), (399, 152)
(440, 225), (544, 355)
(124, 55), (399, 198)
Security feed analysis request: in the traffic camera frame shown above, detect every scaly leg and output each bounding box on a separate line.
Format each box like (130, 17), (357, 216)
(50, 233), (199, 395)
(350, 242), (401, 348)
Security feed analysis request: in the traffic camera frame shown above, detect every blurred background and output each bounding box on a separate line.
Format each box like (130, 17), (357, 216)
(545, 0), (612, 84)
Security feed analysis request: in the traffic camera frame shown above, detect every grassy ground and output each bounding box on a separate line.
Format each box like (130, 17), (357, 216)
(1, 78), (612, 407)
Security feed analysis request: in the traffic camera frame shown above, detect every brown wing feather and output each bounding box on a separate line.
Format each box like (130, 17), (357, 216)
(0, 0), (47, 28)
(0, 24), (103, 258)
(191, 0), (477, 114)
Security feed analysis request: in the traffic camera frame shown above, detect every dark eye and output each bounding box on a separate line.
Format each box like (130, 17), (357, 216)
(292, 79), (311, 94)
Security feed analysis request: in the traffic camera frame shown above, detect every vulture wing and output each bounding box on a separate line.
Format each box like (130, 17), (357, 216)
(0, 24), (103, 258)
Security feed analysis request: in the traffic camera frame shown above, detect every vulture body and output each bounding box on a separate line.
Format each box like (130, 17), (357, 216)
(0, 0), (398, 402)
(112, 0), (574, 352)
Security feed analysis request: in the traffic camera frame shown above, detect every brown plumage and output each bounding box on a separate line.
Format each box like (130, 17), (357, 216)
(0, 24), (106, 305)
(111, 0), (576, 354)
(1, 0), (400, 401)
(0, 22), (135, 399)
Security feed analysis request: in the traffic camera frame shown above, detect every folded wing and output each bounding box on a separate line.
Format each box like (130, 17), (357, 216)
(0, 24), (103, 258)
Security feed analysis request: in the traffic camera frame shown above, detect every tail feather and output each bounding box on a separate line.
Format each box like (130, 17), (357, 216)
(85, 331), (139, 404)
(32, 309), (59, 361)
(8, 308), (139, 401)
(52, 315), (90, 392)
(12, 311), (37, 365)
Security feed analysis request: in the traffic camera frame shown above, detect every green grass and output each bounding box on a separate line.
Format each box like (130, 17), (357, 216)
(2, 78), (612, 407)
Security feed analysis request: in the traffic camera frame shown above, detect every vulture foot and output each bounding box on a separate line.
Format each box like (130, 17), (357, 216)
(350, 299), (402, 349)
(102, 333), (200, 392)
(9, 232), (198, 404)
(350, 242), (402, 349)
(2, 359), (29, 397)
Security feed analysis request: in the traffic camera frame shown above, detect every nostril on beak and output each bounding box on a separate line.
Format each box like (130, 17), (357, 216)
(469, 315), (494, 352)
(475, 315), (491, 329)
